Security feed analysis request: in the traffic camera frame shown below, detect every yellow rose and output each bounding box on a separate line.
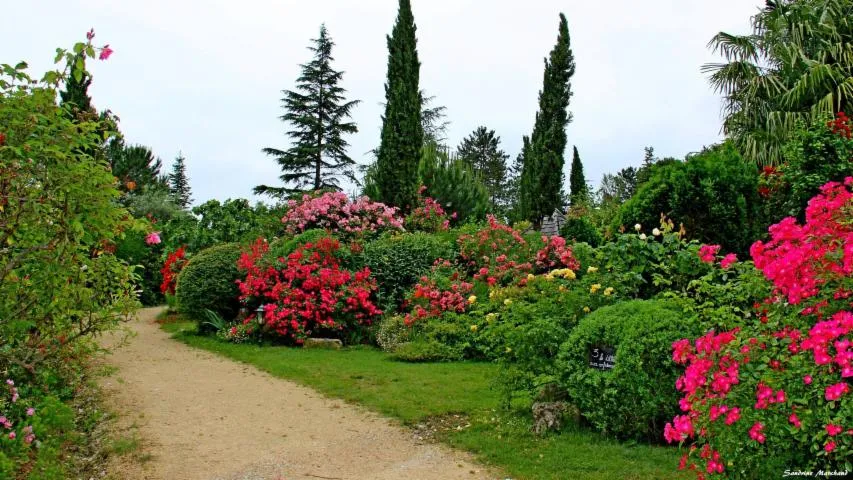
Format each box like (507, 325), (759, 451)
(583, 306), (590, 313)
(470, 324), (478, 332)
(468, 295), (477, 305)
(587, 266), (598, 274)
(590, 283), (602, 294)
(604, 287), (614, 296)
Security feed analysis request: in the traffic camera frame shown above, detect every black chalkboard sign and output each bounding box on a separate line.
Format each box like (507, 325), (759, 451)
(589, 345), (616, 370)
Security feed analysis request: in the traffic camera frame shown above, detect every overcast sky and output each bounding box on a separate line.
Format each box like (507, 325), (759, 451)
(6, 0), (764, 206)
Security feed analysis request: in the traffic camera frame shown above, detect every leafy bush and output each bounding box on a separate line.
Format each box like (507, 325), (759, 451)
(236, 237), (381, 344)
(557, 299), (702, 440)
(391, 340), (461, 362)
(617, 143), (764, 255)
(666, 178), (853, 477)
(761, 113), (853, 222)
(560, 217), (602, 247)
(175, 243), (243, 324)
(360, 232), (456, 310)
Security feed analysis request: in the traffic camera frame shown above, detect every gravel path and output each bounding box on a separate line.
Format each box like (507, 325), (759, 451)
(100, 307), (493, 480)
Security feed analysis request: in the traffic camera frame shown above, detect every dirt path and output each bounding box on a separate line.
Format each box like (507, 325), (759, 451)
(100, 307), (493, 480)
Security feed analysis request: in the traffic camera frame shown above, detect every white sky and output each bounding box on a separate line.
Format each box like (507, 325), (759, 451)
(5, 0), (764, 206)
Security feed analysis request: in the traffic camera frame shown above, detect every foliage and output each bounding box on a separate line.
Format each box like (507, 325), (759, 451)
(175, 243), (243, 324)
(0, 33), (137, 478)
(762, 112), (853, 221)
(558, 299), (702, 440)
(560, 216), (602, 247)
(280, 191), (403, 240)
(374, 0), (423, 212)
(518, 13), (575, 223)
(617, 143), (764, 255)
(167, 152), (192, 208)
(703, 0), (853, 165)
(418, 142), (489, 223)
(666, 178), (853, 478)
(255, 25), (360, 196)
(359, 232), (455, 310)
(456, 126), (510, 211)
(236, 237), (381, 344)
(568, 146), (589, 206)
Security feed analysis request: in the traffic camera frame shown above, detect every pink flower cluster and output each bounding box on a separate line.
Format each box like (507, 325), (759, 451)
(750, 178), (853, 305)
(535, 235), (581, 271)
(281, 192), (403, 237)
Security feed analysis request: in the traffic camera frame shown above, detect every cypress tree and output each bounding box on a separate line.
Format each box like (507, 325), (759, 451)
(568, 146), (588, 206)
(456, 126), (510, 210)
(255, 25), (360, 197)
(374, 0), (423, 212)
(519, 13), (576, 224)
(168, 152), (193, 208)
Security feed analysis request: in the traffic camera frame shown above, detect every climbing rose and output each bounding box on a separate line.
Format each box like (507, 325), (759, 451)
(99, 44), (113, 60)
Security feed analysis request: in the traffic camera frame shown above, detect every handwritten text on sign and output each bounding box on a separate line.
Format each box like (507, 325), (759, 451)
(589, 345), (616, 370)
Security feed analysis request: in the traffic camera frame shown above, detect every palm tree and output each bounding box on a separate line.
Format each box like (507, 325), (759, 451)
(703, 0), (853, 165)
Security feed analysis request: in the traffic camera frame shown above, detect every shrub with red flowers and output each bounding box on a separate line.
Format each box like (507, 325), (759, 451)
(405, 186), (457, 232)
(534, 235), (581, 272)
(458, 215), (535, 287)
(236, 236), (382, 343)
(280, 192), (403, 238)
(666, 178), (853, 479)
(403, 260), (474, 326)
(160, 246), (188, 295)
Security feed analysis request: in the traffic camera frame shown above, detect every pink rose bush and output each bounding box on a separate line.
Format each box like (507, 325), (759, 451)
(666, 178), (853, 478)
(281, 192), (403, 238)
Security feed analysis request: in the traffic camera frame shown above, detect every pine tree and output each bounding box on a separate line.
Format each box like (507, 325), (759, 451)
(168, 152), (193, 208)
(374, 0), (423, 212)
(518, 13), (576, 224)
(255, 25), (360, 197)
(568, 146), (588, 206)
(456, 126), (510, 210)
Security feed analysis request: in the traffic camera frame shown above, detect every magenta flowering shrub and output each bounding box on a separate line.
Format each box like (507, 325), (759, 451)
(281, 192), (403, 238)
(666, 178), (853, 479)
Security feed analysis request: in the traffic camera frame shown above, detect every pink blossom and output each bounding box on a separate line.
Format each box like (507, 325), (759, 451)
(825, 382), (850, 401)
(145, 232), (161, 245)
(825, 424), (843, 436)
(99, 45), (113, 60)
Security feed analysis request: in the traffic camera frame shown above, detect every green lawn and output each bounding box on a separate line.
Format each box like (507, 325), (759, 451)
(162, 321), (685, 480)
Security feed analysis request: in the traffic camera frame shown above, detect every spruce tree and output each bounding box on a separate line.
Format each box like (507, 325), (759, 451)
(456, 126), (510, 210)
(168, 152), (193, 208)
(374, 0), (423, 212)
(255, 25), (360, 197)
(518, 13), (576, 224)
(568, 146), (588, 206)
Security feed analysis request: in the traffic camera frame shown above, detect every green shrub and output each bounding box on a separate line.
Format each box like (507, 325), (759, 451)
(556, 299), (701, 440)
(560, 217), (602, 247)
(391, 340), (461, 362)
(616, 142), (763, 255)
(175, 243), (243, 324)
(360, 232), (456, 310)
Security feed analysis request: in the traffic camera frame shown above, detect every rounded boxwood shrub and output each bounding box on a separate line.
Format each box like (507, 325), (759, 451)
(556, 299), (701, 440)
(360, 232), (455, 310)
(175, 243), (243, 324)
